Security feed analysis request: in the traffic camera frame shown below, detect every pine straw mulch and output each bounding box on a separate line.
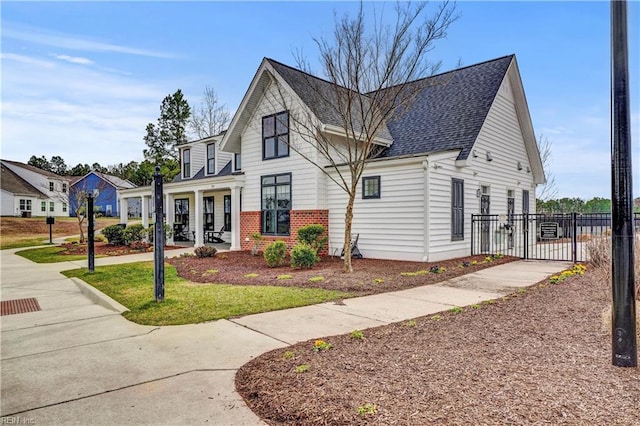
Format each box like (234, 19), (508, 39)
(236, 271), (640, 425)
(166, 252), (517, 296)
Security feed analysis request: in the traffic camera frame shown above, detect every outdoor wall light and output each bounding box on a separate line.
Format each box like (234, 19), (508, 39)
(486, 151), (493, 162)
(526, 166), (531, 173)
(472, 150), (479, 158)
(476, 188), (482, 198)
(517, 161), (523, 170)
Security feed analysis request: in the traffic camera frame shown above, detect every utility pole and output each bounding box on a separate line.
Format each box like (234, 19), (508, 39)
(153, 166), (165, 302)
(610, 0), (636, 367)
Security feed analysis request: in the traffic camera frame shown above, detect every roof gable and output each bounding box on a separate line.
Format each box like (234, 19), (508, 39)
(0, 165), (47, 197)
(1, 159), (71, 181)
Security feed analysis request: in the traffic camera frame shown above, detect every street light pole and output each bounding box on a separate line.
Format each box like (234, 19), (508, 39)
(610, 0), (636, 367)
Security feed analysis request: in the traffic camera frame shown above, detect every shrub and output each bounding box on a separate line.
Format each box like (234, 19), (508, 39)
(290, 243), (319, 269)
(102, 224), (126, 245)
(147, 224), (174, 242)
(194, 246), (217, 258)
(263, 240), (287, 267)
(296, 224), (327, 254)
(123, 224), (146, 245)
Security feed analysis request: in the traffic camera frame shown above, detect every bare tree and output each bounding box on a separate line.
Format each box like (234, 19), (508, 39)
(536, 134), (558, 201)
(265, 2), (456, 272)
(189, 86), (231, 139)
(69, 179), (110, 243)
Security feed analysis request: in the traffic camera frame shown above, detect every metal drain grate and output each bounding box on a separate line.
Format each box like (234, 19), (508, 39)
(1, 298), (42, 316)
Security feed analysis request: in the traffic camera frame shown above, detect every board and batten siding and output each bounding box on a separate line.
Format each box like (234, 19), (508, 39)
(327, 158), (425, 261)
(239, 81), (324, 212)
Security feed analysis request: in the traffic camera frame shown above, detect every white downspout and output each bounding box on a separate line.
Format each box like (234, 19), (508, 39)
(422, 158), (430, 262)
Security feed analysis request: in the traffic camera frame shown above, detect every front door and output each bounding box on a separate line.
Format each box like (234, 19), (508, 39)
(480, 189), (491, 252)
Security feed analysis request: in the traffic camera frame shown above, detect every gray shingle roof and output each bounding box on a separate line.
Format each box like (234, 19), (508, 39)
(1, 159), (72, 180)
(266, 55), (514, 161)
(171, 161), (233, 183)
(0, 165), (47, 197)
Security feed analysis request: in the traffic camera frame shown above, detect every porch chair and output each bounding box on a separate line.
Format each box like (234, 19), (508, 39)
(205, 225), (226, 244)
(341, 233), (363, 259)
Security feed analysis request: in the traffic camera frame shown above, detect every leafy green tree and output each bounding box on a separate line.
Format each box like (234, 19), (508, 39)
(50, 156), (68, 175)
(584, 197), (611, 213)
(70, 163), (91, 176)
(27, 155), (52, 171)
(143, 89), (191, 182)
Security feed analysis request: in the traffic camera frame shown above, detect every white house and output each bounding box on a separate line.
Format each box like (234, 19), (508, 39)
(1, 160), (71, 217)
(118, 54), (544, 261)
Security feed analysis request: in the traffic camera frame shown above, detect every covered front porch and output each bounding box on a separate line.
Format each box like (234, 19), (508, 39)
(117, 174), (244, 250)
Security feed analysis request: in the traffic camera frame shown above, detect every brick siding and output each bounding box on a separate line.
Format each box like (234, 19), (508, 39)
(240, 209), (329, 255)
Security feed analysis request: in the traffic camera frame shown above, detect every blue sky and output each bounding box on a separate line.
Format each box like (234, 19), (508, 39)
(1, 1), (638, 199)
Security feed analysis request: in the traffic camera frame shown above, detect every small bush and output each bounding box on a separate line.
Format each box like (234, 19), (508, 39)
(102, 224), (126, 245)
(129, 240), (151, 251)
(123, 224), (146, 245)
(264, 240), (287, 267)
(195, 246), (217, 258)
(147, 224), (174, 242)
(296, 224), (327, 253)
(290, 243), (318, 269)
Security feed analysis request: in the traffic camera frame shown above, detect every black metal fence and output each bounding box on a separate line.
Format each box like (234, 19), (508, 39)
(471, 212), (640, 262)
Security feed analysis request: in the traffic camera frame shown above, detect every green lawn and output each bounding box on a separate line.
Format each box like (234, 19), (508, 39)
(63, 262), (352, 325)
(17, 246), (90, 263)
(2, 239), (55, 250)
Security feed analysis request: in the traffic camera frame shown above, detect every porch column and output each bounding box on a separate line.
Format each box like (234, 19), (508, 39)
(119, 197), (128, 224)
(230, 186), (241, 250)
(141, 195), (149, 228)
(166, 193), (175, 245)
(194, 190), (204, 247)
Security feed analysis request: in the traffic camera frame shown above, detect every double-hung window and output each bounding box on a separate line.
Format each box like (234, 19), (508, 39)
(62, 183), (67, 193)
(261, 173), (291, 235)
(19, 199), (31, 211)
(207, 143), (215, 175)
(362, 176), (381, 199)
(234, 153), (242, 171)
(182, 149), (191, 179)
(451, 178), (464, 241)
(49, 202), (55, 212)
(49, 182), (54, 192)
(41, 201), (46, 212)
(262, 111), (289, 160)
(522, 190), (530, 214)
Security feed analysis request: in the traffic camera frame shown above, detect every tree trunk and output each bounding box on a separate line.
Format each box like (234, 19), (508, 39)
(78, 217), (85, 244)
(343, 191), (356, 273)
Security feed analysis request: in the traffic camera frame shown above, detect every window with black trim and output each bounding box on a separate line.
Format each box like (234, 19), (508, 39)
(234, 153), (242, 171)
(362, 176), (381, 199)
(203, 197), (214, 230)
(19, 199), (32, 211)
(175, 199), (189, 226)
(451, 178), (464, 241)
(62, 183), (67, 193)
(224, 195), (231, 232)
(262, 111), (289, 160)
(206, 144), (215, 174)
(261, 173), (291, 235)
(522, 190), (530, 214)
(182, 149), (190, 178)
(49, 182), (54, 191)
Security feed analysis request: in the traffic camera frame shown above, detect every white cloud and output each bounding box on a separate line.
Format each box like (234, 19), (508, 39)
(3, 23), (177, 59)
(52, 54), (94, 65)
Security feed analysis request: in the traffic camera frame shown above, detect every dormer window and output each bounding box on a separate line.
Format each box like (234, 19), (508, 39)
(182, 148), (191, 179)
(262, 111), (289, 160)
(207, 143), (215, 175)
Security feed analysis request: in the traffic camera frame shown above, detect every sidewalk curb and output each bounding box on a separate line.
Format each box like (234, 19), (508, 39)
(71, 277), (130, 313)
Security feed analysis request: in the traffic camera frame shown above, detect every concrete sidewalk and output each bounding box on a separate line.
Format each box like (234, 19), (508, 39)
(0, 247), (572, 425)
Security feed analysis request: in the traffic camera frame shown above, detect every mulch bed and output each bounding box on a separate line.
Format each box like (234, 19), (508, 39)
(59, 242), (186, 256)
(166, 252), (517, 296)
(235, 271), (640, 425)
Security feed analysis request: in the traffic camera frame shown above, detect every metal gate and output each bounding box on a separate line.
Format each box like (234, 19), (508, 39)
(471, 212), (640, 262)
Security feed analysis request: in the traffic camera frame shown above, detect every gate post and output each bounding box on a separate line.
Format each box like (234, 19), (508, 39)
(523, 213), (529, 260)
(471, 214), (475, 255)
(572, 212), (578, 263)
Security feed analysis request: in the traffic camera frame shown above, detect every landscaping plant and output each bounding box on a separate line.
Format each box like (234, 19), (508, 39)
(102, 224), (126, 245)
(296, 224), (327, 254)
(194, 246), (217, 258)
(263, 240), (287, 267)
(290, 243), (319, 269)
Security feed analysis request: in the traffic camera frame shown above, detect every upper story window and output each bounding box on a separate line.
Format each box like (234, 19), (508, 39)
(234, 153), (242, 171)
(49, 182), (54, 191)
(62, 183), (67, 193)
(362, 176), (381, 199)
(207, 143), (215, 175)
(262, 111), (289, 160)
(182, 148), (191, 179)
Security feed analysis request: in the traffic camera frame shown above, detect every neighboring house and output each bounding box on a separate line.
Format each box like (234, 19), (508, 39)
(69, 171), (138, 217)
(0, 159), (71, 217)
(118, 54), (544, 262)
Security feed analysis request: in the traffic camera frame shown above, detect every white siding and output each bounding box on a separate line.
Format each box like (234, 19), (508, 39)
(217, 147), (233, 174)
(240, 81), (323, 212)
(1, 163), (69, 217)
(1, 190), (16, 216)
(327, 158), (425, 261)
